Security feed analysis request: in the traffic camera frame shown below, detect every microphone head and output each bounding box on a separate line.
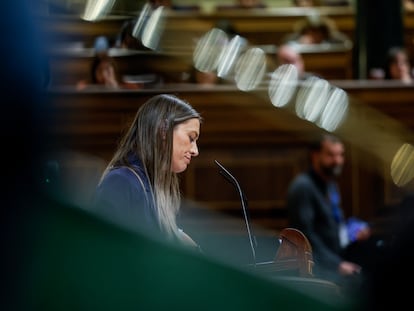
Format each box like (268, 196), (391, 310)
(215, 160), (237, 186)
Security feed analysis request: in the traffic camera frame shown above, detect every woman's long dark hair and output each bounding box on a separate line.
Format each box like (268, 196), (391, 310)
(102, 94), (202, 238)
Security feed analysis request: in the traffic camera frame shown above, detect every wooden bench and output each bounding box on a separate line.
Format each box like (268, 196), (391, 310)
(39, 7), (414, 84)
(47, 42), (353, 86)
(37, 7), (414, 60)
(37, 7), (356, 45)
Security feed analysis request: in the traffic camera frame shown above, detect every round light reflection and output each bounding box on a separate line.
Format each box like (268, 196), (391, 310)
(193, 28), (228, 72)
(391, 143), (414, 187)
(234, 47), (267, 91)
(318, 87), (349, 132)
(268, 64), (299, 108)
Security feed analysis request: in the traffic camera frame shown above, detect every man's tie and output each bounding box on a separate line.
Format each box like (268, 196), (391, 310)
(328, 182), (349, 248)
(328, 182), (342, 223)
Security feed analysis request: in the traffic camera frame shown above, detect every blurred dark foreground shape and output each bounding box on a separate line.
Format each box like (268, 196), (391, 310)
(16, 196), (355, 311)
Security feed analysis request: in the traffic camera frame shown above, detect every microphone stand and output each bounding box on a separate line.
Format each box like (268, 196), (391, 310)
(214, 160), (257, 266)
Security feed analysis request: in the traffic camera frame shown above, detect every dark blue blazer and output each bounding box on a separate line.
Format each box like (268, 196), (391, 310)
(93, 156), (161, 237)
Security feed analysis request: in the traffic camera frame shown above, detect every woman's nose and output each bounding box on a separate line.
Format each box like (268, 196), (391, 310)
(191, 143), (199, 157)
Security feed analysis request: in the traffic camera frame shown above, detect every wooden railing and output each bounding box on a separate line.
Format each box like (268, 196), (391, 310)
(47, 43), (353, 86)
(37, 7), (356, 47)
(36, 7), (414, 50)
(40, 7), (414, 85)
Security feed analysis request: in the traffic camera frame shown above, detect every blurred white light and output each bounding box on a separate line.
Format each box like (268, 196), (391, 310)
(391, 143), (414, 187)
(296, 77), (315, 119)
(141, 6), (166, 50)
(234, 47), (267, 91)
(132, 3), (153, 40)
(318, 87), (349, 132)
(296, 76), (329, 122)
(268, 64), (299, 108)
(82, 0), (115, 21)
(193, 28), (228, 72)
(217, 35), (247, 78)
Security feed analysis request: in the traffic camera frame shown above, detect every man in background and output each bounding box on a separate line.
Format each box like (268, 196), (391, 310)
(286, 133), (373, 296)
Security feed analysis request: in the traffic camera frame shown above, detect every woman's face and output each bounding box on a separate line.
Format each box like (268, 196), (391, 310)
(171, 118), (200, 173)
(389, 51), (411, 81)
(95, 60), (115, 84)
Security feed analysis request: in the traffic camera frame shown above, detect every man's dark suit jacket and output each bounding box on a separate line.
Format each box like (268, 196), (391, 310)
(287, 169), (344, 280)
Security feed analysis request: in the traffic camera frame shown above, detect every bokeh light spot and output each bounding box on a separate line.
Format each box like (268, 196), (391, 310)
(296, 76), (329, 122)
(234, 47), (267, 91)
(82, 0), (115, 21)
(318, 87), (349, 132)
(141, 6), (165, 50)
(217, 35), (247, 79)
(193, 28), (229, 72)
(391, 143), (414, 187)
(268, 64), (299, 108)
(132, 3), (153, 41)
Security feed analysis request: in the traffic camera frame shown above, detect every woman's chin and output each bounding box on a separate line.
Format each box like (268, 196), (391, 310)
(172, 164), (188, 174)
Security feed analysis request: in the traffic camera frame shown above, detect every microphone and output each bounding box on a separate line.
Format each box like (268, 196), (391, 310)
(214, 160), (257, 265)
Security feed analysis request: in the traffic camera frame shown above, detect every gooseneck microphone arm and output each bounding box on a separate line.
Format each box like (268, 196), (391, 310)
(214, 160), (257, 265)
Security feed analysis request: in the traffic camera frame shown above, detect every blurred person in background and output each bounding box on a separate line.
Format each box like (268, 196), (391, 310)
(191, 68), (220, 85)
(276, 43), (314, 80)
(77, 38), (140, 90)
(384, 46), (413, 83)
(77, 54), (120, 90)
(114, 18), (146, 50)
(286, 134), (377, 297)
(283, 15), (350, 45)
(77, 36), (121, 89)
(404, 0), (414, 11)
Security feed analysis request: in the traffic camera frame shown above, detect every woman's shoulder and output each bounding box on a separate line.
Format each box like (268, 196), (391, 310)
(105, 166), (138, 178)
(94, 166), (151, 207)
(99, 166), (146, 189)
